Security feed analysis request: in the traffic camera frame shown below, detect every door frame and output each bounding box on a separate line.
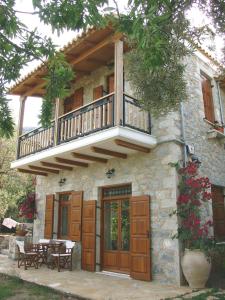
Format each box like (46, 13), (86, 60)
(100, 183), (132, 273)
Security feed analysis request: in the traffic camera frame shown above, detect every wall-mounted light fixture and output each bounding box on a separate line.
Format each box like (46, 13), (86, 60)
(106, 168), (115, 179)
(191, 155), (201, 167)
(58, 178), (66, 186)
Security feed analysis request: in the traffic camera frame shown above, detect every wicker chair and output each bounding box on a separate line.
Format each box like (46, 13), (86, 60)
(16, 241), (38, 270)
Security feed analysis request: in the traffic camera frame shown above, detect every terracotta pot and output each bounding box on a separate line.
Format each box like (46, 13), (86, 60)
(16, 230), (27, 237)
(181, 249), (211, 289)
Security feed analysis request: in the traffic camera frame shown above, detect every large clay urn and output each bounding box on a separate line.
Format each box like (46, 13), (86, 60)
(181, 249), (211, 288)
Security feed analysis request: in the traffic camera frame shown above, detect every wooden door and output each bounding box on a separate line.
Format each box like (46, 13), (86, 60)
(130, 195), (151, 281)
(201, 75), (215, 123)
(44, 194), (54, 239)
(212, 186), (225, 240)
(107, 74), (114, 93)
(93, 85), (103, 100)
(70, 191), (83, 241)
(64, 87), (84, 114)
(82, 200), (96, 271)
(102, 198), (130, 274)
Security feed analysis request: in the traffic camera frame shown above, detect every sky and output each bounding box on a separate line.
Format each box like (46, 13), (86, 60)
(8, 0), (224, 129)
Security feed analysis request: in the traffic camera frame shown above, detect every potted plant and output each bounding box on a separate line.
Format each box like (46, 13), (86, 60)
(171, 162), (214, 288)
(15, 223), (28, 236)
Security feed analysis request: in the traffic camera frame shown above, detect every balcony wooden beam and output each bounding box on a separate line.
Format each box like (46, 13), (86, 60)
(29, 165), (60, 174)
(55, 157), (88, 167)
(115, 139), (151, 153)
(41, 162), (73, 171)
(18, 168), (48, 176)
(91, 146), (127, 159)
(23, 81), (46, 97)
(72, 152), (108, 163)
(70, 33), (122, 67)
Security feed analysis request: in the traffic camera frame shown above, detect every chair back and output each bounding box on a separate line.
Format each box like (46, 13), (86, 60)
(16, 240), (25, 253)
(65, 240), (75, 249)
(39, 239), (50, 244)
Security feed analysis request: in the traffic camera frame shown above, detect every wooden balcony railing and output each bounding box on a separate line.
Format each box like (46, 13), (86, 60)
(17, 93), (151, 159)
(123, 94), (151, 134)
(58, 93), (114, 144)
(17, 122), (55, 158)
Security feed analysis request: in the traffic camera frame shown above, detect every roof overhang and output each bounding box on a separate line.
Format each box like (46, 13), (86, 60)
(9, 26), (126, 97)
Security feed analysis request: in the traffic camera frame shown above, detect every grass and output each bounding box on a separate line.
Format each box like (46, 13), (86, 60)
(0, 274), (74, 300)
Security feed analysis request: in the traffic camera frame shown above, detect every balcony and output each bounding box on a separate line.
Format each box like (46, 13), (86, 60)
(12, 93), (156, 173)
(10, 27), (157, 174)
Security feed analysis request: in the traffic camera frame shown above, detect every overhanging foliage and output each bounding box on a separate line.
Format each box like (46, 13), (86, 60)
(0, 0), (224, 137)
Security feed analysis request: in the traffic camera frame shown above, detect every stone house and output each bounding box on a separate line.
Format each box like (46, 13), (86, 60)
(10, 26), (225, 285)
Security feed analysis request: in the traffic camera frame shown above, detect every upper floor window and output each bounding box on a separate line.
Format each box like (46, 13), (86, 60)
(201, 73), (215, 123)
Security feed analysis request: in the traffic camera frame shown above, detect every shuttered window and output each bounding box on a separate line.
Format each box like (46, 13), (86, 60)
(201, 74), (215, 123)
(82, 200), (96, 271)
(212, 186), (225, 241)
(93, 85), (103, 100)
(70, 191), (83, 241)
(44, 194), (54, 239)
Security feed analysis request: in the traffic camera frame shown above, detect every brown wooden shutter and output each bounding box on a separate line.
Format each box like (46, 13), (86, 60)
(107, 74), (114, 93)
(82, 200), (96, 271)
(201, 75), (215, 123)
(93, 85), (103, 100)
(212, 186), (225, 240)
(70, 191), (83, 241)
(44, 194), (54, 239)
(130, 195), (151, 281)
(64, 87), (84, 114)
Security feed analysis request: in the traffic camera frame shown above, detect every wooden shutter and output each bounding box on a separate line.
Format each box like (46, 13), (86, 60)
(70, 191), (83, 241)
(130, 195), (151, 281)
(82, 200), (96, 271)
(212, 186), (225, 240)
(93, 85), (103, 100)
(107, 74), (114, 93)
(201, 75), (215, 123)
(44, 194), (54, 239)
(64, 87), (84, 114)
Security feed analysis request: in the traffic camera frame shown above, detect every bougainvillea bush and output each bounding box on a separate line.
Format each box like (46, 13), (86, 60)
(18, 192), (36, 221)
(171, 162), (214, 252)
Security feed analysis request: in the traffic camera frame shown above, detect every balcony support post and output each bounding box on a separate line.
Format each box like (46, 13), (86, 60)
(17, 96), (27, 137)
(114, 39), (124, 126)
(54, 97), (60, 145)
(16, 96), (26, 158)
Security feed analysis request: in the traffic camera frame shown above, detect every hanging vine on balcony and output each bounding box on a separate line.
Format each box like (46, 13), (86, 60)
(40, 53), (75, 128)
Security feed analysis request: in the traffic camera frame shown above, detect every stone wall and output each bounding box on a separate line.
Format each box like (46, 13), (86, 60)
(183, 55), (225, 224)
(34, 139), (183, 284)
(33, 51), (187, 285)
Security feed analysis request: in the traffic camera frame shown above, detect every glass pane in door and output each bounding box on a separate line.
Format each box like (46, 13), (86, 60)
(61, 206), (68, 236)
(121, 199), (130, 251)
(104, 201), (118, 250)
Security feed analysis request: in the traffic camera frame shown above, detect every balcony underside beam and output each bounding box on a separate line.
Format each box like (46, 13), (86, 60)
(55, 157), (88, 167)
(91, 146), (127, 159)
(29, 165), (59, 174)
(41, 161), (73, 171)
(72, 153), (108, 163)
(18, 168), (48, 176)
(115, 139), (151, 153)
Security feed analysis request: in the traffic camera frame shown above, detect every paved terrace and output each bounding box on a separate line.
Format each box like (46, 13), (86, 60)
(0, 254), (191, 300)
